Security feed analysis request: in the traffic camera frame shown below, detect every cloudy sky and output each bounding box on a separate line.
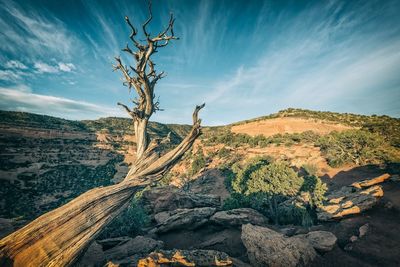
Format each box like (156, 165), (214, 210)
(1, 0), (399, 125)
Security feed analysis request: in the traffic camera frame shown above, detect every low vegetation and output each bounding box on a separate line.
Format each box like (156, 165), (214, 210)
(203, 129), (320, 148)
(317, 130), (400, 167)
(98, 199), (150, 239)
(222, 157), (327, 226)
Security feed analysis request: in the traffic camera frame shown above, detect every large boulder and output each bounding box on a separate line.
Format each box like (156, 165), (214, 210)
(154, 207), (216, 233)
(141, 186), (221, 213)
(137, 249), (232, 267)
(301, 231), (337, 252)
(317, 185), (383, 221)
(210, 208), (268, 227)
(241, 224), (316, 267)
(104, 236), (164, 260)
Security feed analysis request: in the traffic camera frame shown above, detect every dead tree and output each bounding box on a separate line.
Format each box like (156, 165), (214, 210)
(114, 0), (178, 161)
(0, 2), (205, 266)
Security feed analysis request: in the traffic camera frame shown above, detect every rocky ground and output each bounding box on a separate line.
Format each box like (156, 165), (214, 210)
(71, 168), (399, 266)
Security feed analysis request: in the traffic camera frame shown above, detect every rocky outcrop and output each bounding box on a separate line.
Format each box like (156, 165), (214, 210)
(141, 186), (221, 213)
(104, 236), (164, 260)
(351, 173), (391, 189)
(154, 207), (216, 233)
(317, 185), (383, 221)
(210, 208), (268, 227)
(241, 224), (316, 267)
(300, 231), (337, 252)
(137, 249), (233, 267)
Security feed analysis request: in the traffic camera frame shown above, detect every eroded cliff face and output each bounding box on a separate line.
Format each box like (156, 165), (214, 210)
(0, 111), (190, 221)
(0, 126), (127, 220)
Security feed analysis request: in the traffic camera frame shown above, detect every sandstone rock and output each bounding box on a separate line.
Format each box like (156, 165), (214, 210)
(358, 223), (369, 238)
(77, 241), (105, 267)
(141, 186), (221, 213)
(155, 207), (216, 233)
(303, 231), (337, 252)
(241, 224), (316, 267)
(137, 249), (233, 266)
(210, 208), (268, 227)
(317, 185), (383, 221)
(351, 173), (390, 189)
(104, 236), (164, 260)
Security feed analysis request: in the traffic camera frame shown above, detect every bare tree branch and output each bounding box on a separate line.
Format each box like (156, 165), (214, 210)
(114, 0), (179, 159)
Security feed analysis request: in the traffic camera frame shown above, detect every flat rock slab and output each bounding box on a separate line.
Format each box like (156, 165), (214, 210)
(210, 208), (268, 227)
(155, 207), (216, 233)
(141, 186), (221, 213)
(317, 185), (383, 221)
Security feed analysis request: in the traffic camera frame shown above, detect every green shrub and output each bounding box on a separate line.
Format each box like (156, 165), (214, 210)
(277, 200), (313, 227)
(317, 130), (399, 167)
(223, 158), (327, 226)
(190, 150), (207, 175)
(98, 199), (150, 239)
(229, 156), (273, 194)
(222, 193), (252, 210)
(245, 162), (303, 197)
(302, 163), (318, 176)
(301, 175), (327, 206)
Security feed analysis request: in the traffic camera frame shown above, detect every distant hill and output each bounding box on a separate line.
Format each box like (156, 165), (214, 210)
(0, 110), (192, 143)
(230, 108), (400, 147)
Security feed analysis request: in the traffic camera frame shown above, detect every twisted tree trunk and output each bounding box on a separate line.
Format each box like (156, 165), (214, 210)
(0, 3), (203, 266)
(0, 106), (204, 267)
(134, 119), (149, 159)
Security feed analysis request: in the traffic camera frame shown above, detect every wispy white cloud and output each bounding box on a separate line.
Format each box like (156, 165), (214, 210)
(0, 70), (22, 81)
(4, 60), (28, 69)
(0, 0), (80, 59)
(58, 62), (76, 72)
(33, 61), (76, 74)
(34, 62), (59, 73)
(0, 85), (123, 120)
(174, 1), (230, 67)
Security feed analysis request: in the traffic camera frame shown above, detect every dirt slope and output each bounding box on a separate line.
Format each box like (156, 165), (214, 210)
(231, 117), (355, 137)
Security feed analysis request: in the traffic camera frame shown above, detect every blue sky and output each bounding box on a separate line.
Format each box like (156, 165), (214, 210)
(0, 0), (399, 125)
